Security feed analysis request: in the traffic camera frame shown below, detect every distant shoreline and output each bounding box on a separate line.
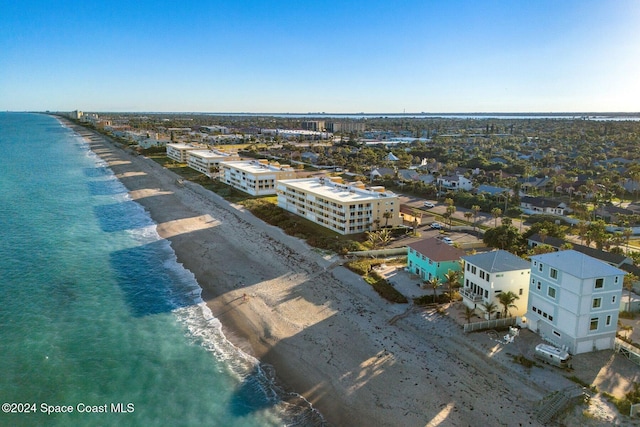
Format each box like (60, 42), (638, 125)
(31, 111), (640, 120)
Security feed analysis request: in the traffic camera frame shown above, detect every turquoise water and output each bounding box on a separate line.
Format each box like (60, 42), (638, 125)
(0, 113), (319, 426)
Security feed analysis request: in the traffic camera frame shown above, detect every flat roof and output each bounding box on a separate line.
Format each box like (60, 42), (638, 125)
(278, 178), (396, 203)
(188, 150), (238, 159)
(221, 160), (293, 174)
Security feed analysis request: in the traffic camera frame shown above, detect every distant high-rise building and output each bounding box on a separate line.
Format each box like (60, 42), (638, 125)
(326, 121), (366, 133)
(301, 120), (325, 132)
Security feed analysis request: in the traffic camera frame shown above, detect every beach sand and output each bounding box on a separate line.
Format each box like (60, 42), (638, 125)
(62, 119), (636, 427)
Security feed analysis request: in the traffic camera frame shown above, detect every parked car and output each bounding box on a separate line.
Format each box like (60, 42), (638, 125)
(423, 201), (435, 208)
(442, 237), (453, 245)
(430, 222), (442, 229)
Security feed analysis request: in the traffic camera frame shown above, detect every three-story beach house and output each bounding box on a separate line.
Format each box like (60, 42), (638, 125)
(526, 250), (625, 354)
(461, 250), (531, 318)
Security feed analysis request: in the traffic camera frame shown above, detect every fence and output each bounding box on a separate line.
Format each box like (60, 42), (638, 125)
(615, 338), (640, 366)
(463, 317), (516, 333)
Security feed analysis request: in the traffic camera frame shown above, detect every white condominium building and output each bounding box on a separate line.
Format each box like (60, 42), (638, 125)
(219, 159), (296, 196)
(276, 177), (400, 235)
(166, 143), (201, 163)
(187, 149), (241, 178)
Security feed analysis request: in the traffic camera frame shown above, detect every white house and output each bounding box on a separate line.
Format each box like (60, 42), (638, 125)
(436, 174), (473, 191)
(520, 196), (566, 216)
(460, 250), (531, 318)
(526, 250), (625, 354)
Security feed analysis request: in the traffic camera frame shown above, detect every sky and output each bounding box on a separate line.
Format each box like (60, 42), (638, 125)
(1, 0), (639, 113)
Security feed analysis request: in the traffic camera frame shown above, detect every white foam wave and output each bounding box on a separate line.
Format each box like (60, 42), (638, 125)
(71, 125), (325, 425)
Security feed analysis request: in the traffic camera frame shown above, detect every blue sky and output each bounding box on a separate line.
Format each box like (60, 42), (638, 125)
(1, 0), (639, 113)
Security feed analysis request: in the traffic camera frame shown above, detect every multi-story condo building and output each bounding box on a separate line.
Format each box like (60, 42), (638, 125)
(326, 121), (366, 133)
(461, 250), (531, 318)
(526, 250), (625, 354)
(187, 149), (240, 178)
(166, 143), (201, 163)
(301, 121), (326, 132)
(407, 237), (465, 282)
(219, 160), (296, 196)
(276, 177), (400, 235)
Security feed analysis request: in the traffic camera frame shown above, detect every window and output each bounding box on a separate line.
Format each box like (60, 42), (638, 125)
(592, 298), (602, 309)
(590, 318), (599, 331)
(519, 288), (523, 296)
(536, 281), (541, 290)
(548, 287), (556, 299)
(615, 276), (619, 284)
(606, 315), (612, 326)
(553, 330), (561, 338)
(471, 266), (477, 274)
(486, 274), (490, 281)
(595, 278), (604, 289)
(532, 306), (537, 312)
(549, 315), (553, 321)
(550, 268), (558, 280)
(539, 263), (543, 272)
(612, 295), (616, 304)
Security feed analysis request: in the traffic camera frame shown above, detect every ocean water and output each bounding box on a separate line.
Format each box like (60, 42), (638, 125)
(0, 113), (320, 426)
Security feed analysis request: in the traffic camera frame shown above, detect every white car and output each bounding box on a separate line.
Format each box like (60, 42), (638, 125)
(442, 237), (453, 245)
(430, 222), (442, 229)
(423, 201), (435, 208)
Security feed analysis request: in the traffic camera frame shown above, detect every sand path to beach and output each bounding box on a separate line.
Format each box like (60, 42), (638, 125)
(65, 120), (576, 426)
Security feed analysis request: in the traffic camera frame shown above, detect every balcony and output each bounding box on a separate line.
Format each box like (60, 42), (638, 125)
(460, 288), (483, 303)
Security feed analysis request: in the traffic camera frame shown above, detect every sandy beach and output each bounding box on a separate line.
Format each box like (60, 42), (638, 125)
(62, 119), (639, 427)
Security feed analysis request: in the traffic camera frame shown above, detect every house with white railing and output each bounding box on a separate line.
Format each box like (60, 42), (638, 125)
(461, 250), (531, 318)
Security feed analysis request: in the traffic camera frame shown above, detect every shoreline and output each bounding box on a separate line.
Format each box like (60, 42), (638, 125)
(60, 117), (570, 426)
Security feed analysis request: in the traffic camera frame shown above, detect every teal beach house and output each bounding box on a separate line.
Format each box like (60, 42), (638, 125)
(407, 237), (465, 282)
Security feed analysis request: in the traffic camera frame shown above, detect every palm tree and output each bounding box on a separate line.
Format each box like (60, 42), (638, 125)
(463, 306), (475, 324)
(444, 270), (461, 303)
(383, 211), (393, 227)
(446, 205), (456, 227)
(481, 301), (498, 320)
(471, 205), (481, 231)
(491, 207), (502, 227)
(624, 273), (637, 312)
(424, 277), (442, 303)
(497, 291), (519, 318)
(624, 227), (633, 254)
(464, 211), (473, 225)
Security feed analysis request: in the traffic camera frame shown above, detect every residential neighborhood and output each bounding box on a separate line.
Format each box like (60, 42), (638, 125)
(68, 111), (640, 424)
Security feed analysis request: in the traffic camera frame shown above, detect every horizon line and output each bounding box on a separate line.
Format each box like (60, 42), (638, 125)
(26, 110), (640, 116)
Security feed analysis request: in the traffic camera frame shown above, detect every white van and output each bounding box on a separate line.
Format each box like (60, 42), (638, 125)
(534, 344), (572, 368)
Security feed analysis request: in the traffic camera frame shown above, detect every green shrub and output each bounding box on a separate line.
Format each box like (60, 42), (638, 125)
(413, 294), (448, 305)
(368, 276), (408, 304)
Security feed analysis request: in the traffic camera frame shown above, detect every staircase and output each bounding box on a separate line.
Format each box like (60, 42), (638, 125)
(536, 385), (590, 423)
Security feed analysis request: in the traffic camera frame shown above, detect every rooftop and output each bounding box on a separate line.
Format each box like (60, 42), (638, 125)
(462, 250), (530, 273)
(277, 177), (396, 203)
(530, 250), (626, 278)
(408, 237), (466, 262)
(221, 159), (294, 174)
